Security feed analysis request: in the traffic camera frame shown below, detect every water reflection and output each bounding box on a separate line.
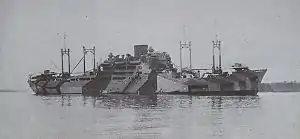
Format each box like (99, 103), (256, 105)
(38, 94), (158, 108)
(2, 92), (299, 139)
(37, 94), (260, 111)
(82, 95), (97, 107)
(96, 94), (158, 109)
(206, 96), (261, 109)
(210, 96), (223, 110)
(193, 96), (261, 138)
(60, 95), (72, 107)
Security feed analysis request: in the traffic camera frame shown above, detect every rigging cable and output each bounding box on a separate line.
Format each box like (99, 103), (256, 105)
(70, 55), (86, 74)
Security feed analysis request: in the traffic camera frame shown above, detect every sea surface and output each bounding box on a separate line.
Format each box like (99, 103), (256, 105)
(0, 91), (299, 139)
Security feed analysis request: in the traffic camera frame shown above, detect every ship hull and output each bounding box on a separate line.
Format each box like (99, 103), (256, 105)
(156, 68), (266, 96)
(28, 80), (88, 95)
(28, 70), (158, 96)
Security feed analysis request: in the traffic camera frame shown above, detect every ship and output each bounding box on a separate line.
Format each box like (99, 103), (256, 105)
(27, 45), (158, 96)
(149, 37), (267, 96)
(28, 36), (267, 96)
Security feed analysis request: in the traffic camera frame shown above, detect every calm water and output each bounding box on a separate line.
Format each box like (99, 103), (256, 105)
(0, 92), (299, 139)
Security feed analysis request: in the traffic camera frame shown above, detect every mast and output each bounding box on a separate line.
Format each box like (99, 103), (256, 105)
(179, 24), (192, 75)
(212, 34), (221, 73)
(180, 41), (192, 72)
(68, 48), (71, 74)
(219, 40), (222, 69)
(93, 46), (96, 71)
(82, 45), (96, 73)
(212, 43), (215, 73)
(189, 42), (192, 69)
(180, 42), (182, 73)
(60, 32), (71, 75)
(61, 48), (64, 74)
(83, 46), (86, 73)
(63, 33), (66, 49)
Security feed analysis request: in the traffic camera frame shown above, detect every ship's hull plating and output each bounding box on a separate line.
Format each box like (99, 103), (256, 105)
(60, 81), (90, 94)
(29, 80), (83, 95)
(156, 69), (267, 96)
(28, 70), (158, 96)
(28, 67), (265, 96)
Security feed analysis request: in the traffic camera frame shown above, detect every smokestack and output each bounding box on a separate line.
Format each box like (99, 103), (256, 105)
(134, 45), (148, 58)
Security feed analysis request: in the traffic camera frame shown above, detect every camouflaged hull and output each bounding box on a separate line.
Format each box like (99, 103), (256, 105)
(28, 70), (157, 96)
(157, 69), (267, 96)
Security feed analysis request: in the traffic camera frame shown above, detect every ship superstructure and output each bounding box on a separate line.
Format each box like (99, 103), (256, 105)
(82, 51), (157, 95)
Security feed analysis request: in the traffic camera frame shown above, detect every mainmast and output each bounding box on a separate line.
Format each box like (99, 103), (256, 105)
(179, 24), (192, 75)
(180, 41), (192, 71)
(82, 45), (96, 73)
(212, 34), (222, 74)
(60, 32), (71, 75)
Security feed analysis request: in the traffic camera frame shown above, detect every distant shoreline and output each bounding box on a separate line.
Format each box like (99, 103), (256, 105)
(259, 82), (300, 92)
(0, 89), (17, 92)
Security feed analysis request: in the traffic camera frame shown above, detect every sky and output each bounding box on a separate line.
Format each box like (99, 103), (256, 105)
(0, 0), (299, 90)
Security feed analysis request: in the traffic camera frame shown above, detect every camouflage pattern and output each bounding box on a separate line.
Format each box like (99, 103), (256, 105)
(157, 68), (267, 96)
